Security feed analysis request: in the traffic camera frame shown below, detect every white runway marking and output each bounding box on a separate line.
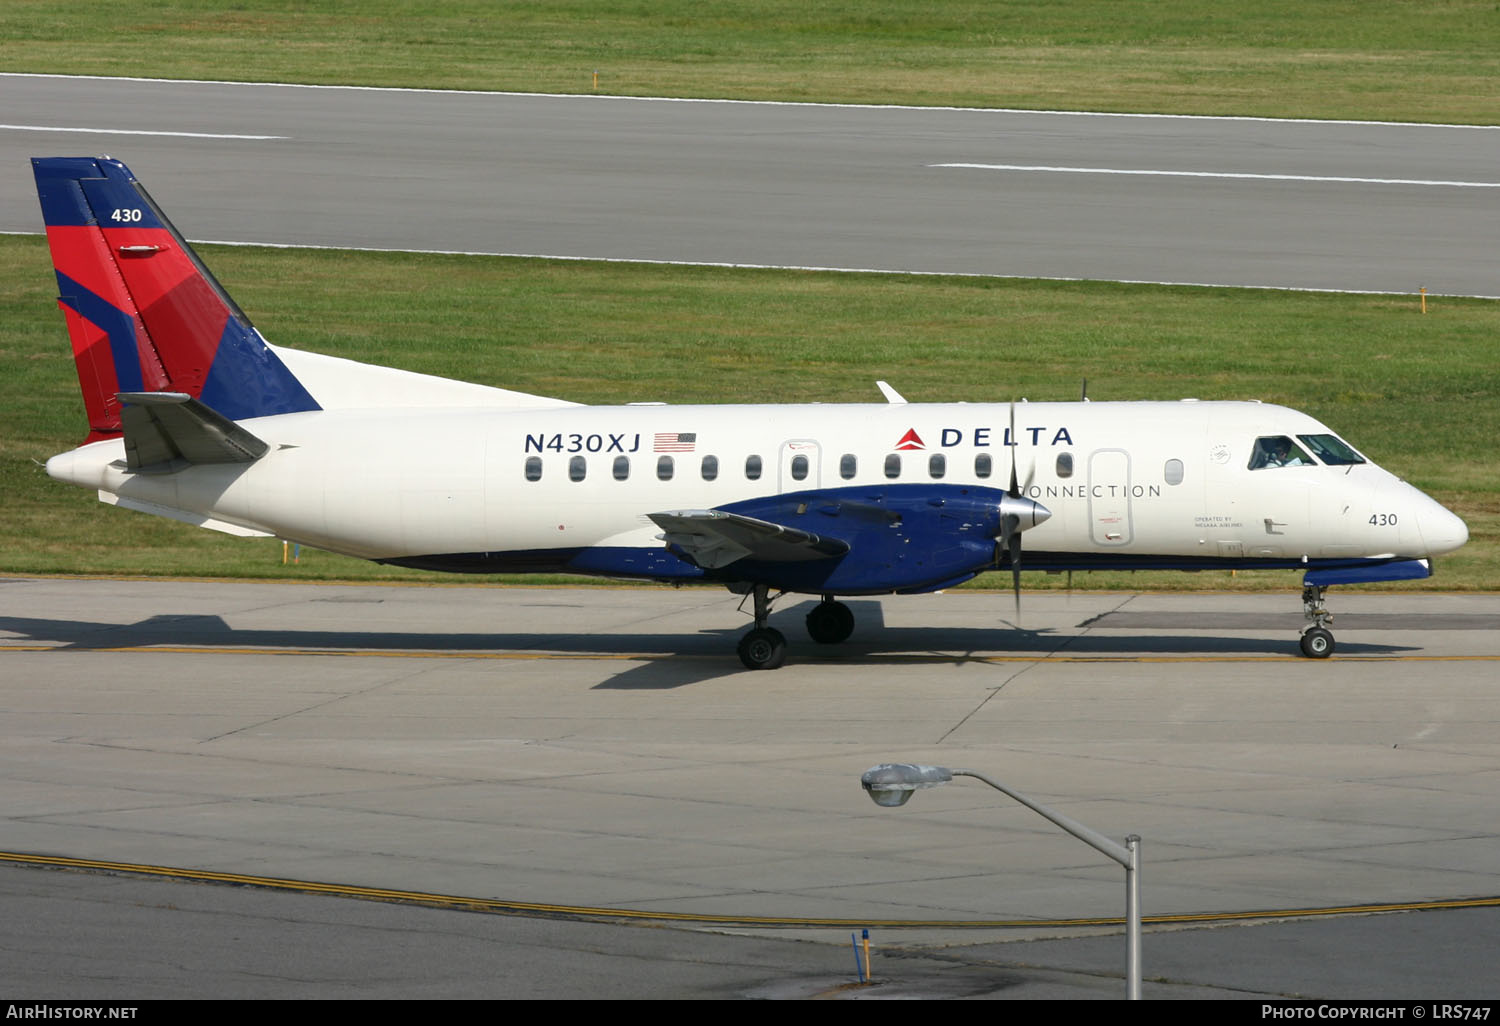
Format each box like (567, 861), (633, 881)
(931, 163), (1500, 189)
(1, 123), (285, 140)
(7, 72), (1499, 130)
(9, 230), (1489, 299)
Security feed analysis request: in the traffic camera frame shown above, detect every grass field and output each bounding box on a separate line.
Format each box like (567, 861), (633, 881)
(2, 1), (1498, 123)
(3, 234), (1494, 591)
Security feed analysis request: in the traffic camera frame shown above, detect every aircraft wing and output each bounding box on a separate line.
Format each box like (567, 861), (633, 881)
(118, 392), (270, 471)
(648, 509), (850, 569)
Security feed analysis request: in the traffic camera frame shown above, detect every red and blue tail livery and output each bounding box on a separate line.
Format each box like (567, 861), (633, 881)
(34, 155), (1468, 667)
(33, 156), (320, 443)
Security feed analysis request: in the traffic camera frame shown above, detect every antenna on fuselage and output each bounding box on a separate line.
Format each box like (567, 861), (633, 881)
(1081, 378), (1089, 401)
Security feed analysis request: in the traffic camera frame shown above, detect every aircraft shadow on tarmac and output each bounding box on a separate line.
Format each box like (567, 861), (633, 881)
(0, 597), (1429, 690)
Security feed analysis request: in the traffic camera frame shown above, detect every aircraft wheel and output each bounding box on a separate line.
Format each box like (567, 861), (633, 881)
(805, 601), (855, 645)
(1299, 627), (1335, 659)
(738, 627), (787, 670)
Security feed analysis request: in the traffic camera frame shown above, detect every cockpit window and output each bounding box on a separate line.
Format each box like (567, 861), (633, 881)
(1297, 434), (1366, 466)
(1248, 435), (1314, 470)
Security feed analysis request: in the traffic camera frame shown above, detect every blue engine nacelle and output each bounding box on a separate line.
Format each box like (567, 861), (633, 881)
(713, 483), (1014, 595)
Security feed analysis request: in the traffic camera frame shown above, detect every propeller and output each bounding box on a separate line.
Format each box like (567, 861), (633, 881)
(997, 401), (1051, 621)
(1071, 378), (1088, 588)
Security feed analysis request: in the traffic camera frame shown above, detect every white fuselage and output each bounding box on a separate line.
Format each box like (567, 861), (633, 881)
(46, 399), (1468, 582)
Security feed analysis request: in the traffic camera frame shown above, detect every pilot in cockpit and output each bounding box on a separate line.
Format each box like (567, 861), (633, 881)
(1250, 436), (1311, 469)
(1268, 438), (1306, 467)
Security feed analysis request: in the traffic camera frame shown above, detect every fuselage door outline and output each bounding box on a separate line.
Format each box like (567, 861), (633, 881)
(778, 439), (822, 494)
(1088, 447), (1134, 546)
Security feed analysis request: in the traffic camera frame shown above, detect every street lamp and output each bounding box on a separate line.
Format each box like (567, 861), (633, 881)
(860, 762), (1143, 1000)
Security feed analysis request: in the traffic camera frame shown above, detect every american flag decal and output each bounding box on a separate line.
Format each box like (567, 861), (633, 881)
(654, 432), (697, 452)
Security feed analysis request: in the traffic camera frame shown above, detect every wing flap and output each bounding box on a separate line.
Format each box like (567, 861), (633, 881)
(648, 509), (849, 569)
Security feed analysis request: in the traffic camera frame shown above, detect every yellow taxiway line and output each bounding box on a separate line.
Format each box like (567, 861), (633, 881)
(4, 850), (1498, 929)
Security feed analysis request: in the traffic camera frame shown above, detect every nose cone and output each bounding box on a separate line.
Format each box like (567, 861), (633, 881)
(1419, 500), (1469, 556)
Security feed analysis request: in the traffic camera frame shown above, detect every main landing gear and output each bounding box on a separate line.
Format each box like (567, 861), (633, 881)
(1299, 584), (1335, 659)
(737, 583), (787, 670)
(805, 596), (855, 645)
(735, 589), (857, 669)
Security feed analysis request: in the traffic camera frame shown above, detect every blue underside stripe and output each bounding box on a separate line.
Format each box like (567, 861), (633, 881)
(379, 547), (1426, 592)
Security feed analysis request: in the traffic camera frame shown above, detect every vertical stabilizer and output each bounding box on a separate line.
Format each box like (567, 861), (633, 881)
(32, 156), (320, 443)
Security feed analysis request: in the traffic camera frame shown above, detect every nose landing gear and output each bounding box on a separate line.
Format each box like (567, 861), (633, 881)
(1299, 585), (1335, 658)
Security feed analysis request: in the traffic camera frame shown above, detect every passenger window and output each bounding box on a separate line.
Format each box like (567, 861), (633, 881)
(1164, 458), (1184, 485)
(524, 456), (542, 482)
(884, 453), (901, 479)
(745, 454), (762, 480)
(974, 452), (992, 479)
(928, 453), (946, 479)
(1249, 436), (1314, 470)
(613, 456), (630, 481)
(657, 455), (674, 481)
(568, 456), (586, 482)
(701, 455), (718, 481)
(1056, 453), (1074, 479)
(790, 454), (809, 481)
(840, 453), (857, 480)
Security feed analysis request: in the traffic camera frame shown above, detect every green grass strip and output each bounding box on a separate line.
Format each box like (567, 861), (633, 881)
(2, 1), (1497, 123)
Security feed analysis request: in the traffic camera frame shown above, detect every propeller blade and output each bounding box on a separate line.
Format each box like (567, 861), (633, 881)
(1008, 514), (1023, 620)
(995, 495), (1051, 624)
(1008, 399), (1037, 497)
(1001, 406), (1047, 624)
(1008, 400), (1020, 498)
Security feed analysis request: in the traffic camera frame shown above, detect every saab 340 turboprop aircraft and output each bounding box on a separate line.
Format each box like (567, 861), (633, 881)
(33, 157), (1468, 668)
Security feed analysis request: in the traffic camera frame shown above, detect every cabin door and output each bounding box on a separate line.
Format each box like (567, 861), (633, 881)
(1088, 448), (1134, 546)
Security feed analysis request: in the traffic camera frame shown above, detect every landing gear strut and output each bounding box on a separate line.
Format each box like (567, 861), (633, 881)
(737, 583), (786, 670)
(1299, 584), (1335, 659)
(805, 596), (855, 645)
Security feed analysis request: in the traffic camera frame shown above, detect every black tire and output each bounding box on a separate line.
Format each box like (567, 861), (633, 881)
(738, 627), (787, 670)
(805, 601), (855, 645)
(1300, 627), (1335, 659)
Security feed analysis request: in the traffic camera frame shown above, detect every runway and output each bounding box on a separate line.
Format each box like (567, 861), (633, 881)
(3, 576), (1498, 996)
(3, 74), (1498, 295)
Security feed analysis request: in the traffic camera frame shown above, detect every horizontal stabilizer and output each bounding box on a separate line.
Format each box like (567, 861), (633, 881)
(118, 391), (270, 470)
(648, 509), (850, 570)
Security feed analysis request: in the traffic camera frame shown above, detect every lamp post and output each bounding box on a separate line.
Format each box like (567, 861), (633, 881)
(860, 762), (1142, 1000)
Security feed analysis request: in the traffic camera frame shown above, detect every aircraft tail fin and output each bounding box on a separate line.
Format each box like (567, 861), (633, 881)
(32, 156), (321, 444)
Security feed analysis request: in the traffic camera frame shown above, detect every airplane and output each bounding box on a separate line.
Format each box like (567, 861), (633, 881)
(32, 156), (1469, 669)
